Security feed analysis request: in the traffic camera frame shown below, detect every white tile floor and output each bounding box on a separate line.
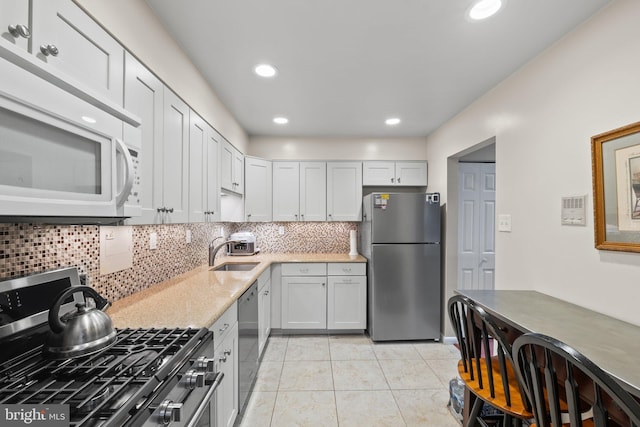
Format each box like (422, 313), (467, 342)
(238, 334), (461, 427)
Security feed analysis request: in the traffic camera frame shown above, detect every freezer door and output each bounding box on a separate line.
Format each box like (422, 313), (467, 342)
(368, 243), (441, 341)
(369, 193), (440, 243)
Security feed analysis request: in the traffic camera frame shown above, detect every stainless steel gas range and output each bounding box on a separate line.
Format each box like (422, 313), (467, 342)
(0, 268), (222, 427)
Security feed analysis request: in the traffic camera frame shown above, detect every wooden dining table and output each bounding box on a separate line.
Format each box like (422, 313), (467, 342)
(454, 289), (640, 423)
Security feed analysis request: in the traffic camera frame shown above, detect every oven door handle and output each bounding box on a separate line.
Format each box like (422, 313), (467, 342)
(187, 371), (224, 427)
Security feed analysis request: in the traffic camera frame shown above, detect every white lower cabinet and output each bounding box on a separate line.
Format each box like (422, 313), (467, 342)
(211, 305), (238, 427)
(327, 276), (366, 329)
(281, 276), (327, 329)
(280, 263), (366, 331)
(257, 268), (271, 357)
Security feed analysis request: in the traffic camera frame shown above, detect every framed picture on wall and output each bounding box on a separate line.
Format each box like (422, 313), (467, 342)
(592, 121), (640, 252)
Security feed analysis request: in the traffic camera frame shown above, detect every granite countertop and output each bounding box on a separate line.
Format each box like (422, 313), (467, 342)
(107, 253), (366, 330)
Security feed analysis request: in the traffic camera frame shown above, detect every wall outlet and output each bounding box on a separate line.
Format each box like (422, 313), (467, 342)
(279, 226), (285, 235)
(498, 214), (512, 232)
(186, 229), (192, 244)
(149, 232), (158, 250)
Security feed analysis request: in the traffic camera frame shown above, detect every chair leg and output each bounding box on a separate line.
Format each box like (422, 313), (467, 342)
(465, 397), (484, 427)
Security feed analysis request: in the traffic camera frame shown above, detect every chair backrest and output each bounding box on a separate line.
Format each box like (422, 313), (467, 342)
(448, 294), (529, 409)
(513, 333), (640, 427)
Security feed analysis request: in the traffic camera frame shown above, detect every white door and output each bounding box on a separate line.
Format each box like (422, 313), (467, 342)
(327, 162), (362, 221)
(362, 161), (395, 186)
(232, 149), (244, 195)
(244, 157), (272, 222)
(273, 162), (300, 221)
(300, 162), (326, 221)
(281, 276), (327, 329)
(32, 0), (124, 104)
(396, 161), (428, 186)
(1, 1), (30, 51)
(458, 163), (496, 289)
(220, 141), (234, 192)
(205, 130), (220, 222)
(188, 110), (207, 222)
(123, 53), (164, 225)
(327, 276), (366, 329)
(162, 89), (190, 223)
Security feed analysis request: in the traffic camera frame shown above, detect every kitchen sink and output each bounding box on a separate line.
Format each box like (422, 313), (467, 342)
(211, 262), (259, 272)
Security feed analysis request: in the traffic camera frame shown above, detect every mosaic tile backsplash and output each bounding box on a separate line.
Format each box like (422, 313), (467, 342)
(0, 221), (357, 302)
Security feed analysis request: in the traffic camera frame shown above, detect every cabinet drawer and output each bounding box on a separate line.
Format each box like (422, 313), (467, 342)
(281, 263), (326, 276)
(210, 302), (238, 348)
(327, 263), (366, 276)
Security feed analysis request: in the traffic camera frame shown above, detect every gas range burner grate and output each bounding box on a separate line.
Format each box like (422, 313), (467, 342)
(0, 327), (208, 427)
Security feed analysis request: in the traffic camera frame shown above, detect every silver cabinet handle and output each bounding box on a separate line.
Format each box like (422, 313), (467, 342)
(157, 207), (166, 213)
(219, 355), (227, 363)
(294, 214), (298, 220)
(8, 24), (30, 39)
(219, 323), (229, 333)
(391, 177), (395, 183)
(40, 44), (59, 56)
(166, 207), (174, 213)
(264, 290), (269, 296)
(322, 282), (325, 287)
(300, 213), (305, 219)
(224, 349), (232, 356)
(397, 177), (401, 183)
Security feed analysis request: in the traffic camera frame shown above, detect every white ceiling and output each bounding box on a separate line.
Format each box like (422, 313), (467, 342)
(146, 0), (610, 138)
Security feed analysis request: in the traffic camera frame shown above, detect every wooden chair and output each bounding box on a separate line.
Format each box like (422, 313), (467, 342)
(513, 333), (640, 427)
(448, 295), (533, 427)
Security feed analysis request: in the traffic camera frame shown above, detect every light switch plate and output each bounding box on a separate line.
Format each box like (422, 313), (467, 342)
(498, 214), (512, 232)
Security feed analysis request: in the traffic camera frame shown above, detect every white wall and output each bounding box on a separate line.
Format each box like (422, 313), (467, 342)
(76, 0), (248, 152)
(427, 0), (640, 326)
(248, 136), (428, 160)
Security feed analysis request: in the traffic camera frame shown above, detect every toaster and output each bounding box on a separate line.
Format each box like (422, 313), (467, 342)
(228, 232), (258, 256)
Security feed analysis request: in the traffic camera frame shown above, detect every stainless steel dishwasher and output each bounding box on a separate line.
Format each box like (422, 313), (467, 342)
(238, 280), (259, 415)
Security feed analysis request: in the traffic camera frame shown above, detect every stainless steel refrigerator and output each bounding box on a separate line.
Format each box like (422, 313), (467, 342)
(360, 192), (441, 341)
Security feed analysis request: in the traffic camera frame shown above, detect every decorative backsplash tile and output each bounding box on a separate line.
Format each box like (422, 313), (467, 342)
(0, 221), (358, 302)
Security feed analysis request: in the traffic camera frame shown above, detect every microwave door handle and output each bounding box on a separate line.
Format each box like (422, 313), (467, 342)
(114, 138), (134, 207)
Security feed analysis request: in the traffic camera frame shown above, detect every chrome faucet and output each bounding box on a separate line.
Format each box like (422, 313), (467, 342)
(209, 238), (240, 266)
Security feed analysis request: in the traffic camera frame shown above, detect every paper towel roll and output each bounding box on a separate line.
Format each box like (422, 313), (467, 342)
(349, 229), (358, 256)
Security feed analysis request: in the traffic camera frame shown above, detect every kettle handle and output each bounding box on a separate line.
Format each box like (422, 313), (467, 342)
(48, 286), (111, 334)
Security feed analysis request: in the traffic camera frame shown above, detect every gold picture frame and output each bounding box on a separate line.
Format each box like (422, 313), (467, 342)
(592, 121), (640, 252)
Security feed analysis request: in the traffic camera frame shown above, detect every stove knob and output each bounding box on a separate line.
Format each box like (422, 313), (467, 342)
(159, 400), (182, 424)
(195, 356), (215, 373)
(185, 369), (205, 389)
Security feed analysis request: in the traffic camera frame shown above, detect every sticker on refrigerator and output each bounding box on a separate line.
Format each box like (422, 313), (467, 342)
(374, 194), (389, 209)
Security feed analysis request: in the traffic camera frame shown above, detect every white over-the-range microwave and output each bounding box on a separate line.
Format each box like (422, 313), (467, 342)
(0, 57), (141, 222)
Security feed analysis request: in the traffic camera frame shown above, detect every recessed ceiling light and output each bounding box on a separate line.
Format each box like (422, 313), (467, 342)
(468, 0), (502, 20)
(385, 118), (401, 126)
(254, 64), (277, 78)
(81, 116), (97, 124)
(273, 117), (289, 125)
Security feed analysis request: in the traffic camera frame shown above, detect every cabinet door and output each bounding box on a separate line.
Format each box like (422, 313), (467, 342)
(206, 130), (220, 222)
(233, 149), (244, 195)
(300, 162), (326, 221)
(281, 277), (327, 329)
(162, 89), (190, 223)
(123, 53), (164, 225)
(215, 322), (239, 427)
(327, 276), (366, 329)
(396, 161), (427, 186)
(258, 279), (271, 357)
(32, 0), (124, 105)
(272, 162), (300, 221)
(220, 140), (234, 192)
(0, 1), (30, 51)
(188, 110), (207, 222)
(327, 162), (362, 221)
(362, 161), (396, 186)
(245, 157), (272, 222)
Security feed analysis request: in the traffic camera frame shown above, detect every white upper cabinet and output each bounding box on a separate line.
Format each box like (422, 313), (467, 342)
(123, 53), (164, 225)
(273, 162), (300, 221)
(300, 162), (327, 221)
(245, 157), (272, 222)
(327, 162), (362, 221)
(1, 1), (30, 51)
(189, 110), (219, 222)
(160, 89), (190, 223)
(273, 162), (326, 221)
(363, 161), (427, 186)
(31, 0), (124, 105)
(221, 140), (244, 195)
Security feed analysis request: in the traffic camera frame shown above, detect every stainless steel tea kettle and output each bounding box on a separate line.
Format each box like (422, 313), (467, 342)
(43, 286), (117, 359)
